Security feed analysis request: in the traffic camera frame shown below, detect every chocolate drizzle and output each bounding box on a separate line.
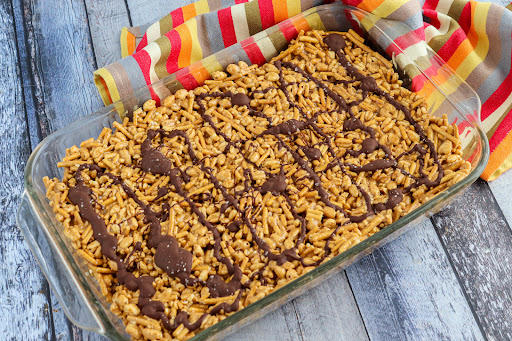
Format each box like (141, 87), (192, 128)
(67, 33), (446, 333)
(260, 167), (287, 194)
(260, 119), (307, 136)
(300, 146), (322, 161)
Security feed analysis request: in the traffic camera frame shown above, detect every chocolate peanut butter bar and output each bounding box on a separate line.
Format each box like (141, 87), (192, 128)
(44, 30), (471, 340)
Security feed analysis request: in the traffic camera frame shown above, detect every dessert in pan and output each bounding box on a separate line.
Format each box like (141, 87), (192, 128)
(44, 30), (471, 340)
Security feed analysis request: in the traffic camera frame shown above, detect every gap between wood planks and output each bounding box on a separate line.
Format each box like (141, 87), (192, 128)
(1, 0), (53, 339)
(431, 178), (512, 341)
(10, 0), (105, 339)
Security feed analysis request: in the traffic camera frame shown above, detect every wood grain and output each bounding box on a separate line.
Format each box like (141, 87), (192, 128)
(16, 0), (105, 339)
(19, 0), (103, 137)
(431, 179), (512, 341)
(488, 171), (512, 225)
(346, 220), (485, 341)
(292, 271), (368, 341)
(126, 0), (193, 26)
(226, 303), (302, 341)
(84, 0), (131, 67)
(12, 0), (39, 151)
(0, 1), (52, 339)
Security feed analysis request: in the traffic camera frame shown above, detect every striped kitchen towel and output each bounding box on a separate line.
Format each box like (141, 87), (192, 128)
(93, 0), (512, 181)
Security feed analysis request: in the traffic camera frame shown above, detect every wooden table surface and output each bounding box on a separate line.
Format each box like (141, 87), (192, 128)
(2, 1), (512, 340)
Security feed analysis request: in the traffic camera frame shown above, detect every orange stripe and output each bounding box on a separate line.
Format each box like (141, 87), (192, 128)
(489, 154), (512, 180)
(446, 38), (473, 71)
(190, 62), (211, 86)
(127, 33), (136, 56)
(175, 25), (192, 69)
(356, 0), (385, 13)
(467, 3), (479, 48)
(481, 130), (512, 180)
(182, 3), (197, 21)
(292, 16), (310, 33)
(273, 0), (288, 22)
(99, 77), (112, 104)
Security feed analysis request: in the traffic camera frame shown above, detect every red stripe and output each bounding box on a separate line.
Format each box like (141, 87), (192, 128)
(422, 64), (438, 78)
(278, 20), (298, 42)
(345, 9), (364, 37)
(488, 107), (512, 151)
(385, 43), (404, 59)
(343, 0), (365, 6)
(459, 2), (472, 34)
(412, 25), (425, 41)
(136, 34), (148, 52)
(165, 30), (181, 74)
(481, 31), (512, 120)
(259, 0), (275, 29)
(235, 0), (250, 3)
(436, 27), (466, 61)
(422, 0), (440, 11)
(383, 28), (425, 56)
(393, 27), (424, 50)
(482, 79), (512, 120)
(410, 74), (427, 92)
(171, 7), (185, 28)
(241, 38), (266, 65)
(132, 49), (158, 100)
(423, 9), (440, 29)
(218, 7), (237, 47)
(176, 67), (200, 90)
(132, 49), (152, 85)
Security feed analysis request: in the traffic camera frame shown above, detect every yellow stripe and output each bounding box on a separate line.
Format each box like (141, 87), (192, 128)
(455, 2), (490, 79)
(304, 13), (325, 32)
(367, 0), (402, 18)
(482, 130), (512, 180)
(120, 27), (136, 58)
(201, 54), (223, 75)
(194, 0), (210, 14)
(93, 68), (125, 114)
(286, 0), (301, 17)
(120, 28), (128, 58)
(93, 68), (120, 104)
(186, 19), (203, 65)
(489, 153), (512, 181)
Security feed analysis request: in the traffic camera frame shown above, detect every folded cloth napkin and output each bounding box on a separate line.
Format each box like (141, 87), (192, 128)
(93, 0), (512, 181)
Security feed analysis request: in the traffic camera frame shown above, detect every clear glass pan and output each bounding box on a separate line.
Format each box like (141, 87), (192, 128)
(17, 3), (489, 340)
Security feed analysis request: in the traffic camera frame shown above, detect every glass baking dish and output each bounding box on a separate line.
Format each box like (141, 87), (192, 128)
(17, 3), (489, 340)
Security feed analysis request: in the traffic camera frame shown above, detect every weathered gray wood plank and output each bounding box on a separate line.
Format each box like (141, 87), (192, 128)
(12, 0), (39, 151)
(126, 0), (193, 27)
(431, 179), (512, 341)
(0, 1), (53, 340)
(225, 303), (303, 341)
(292, 271), (368, 341)
(18, 0), (105, 339)
(346, 220), (485, 341)
(488, 171), (512, 225)
(20, 0), (103, 137)
(84, 0), (131, 67)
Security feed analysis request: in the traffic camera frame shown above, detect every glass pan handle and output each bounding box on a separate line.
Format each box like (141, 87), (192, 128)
(17, 192), (104, 333)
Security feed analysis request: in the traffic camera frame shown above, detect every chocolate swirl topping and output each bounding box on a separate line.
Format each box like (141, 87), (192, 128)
(68, 33), (445, 333)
